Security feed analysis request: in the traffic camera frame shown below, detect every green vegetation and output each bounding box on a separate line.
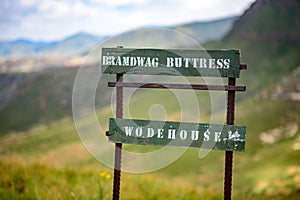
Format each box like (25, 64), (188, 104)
(1, 97), (299, 199)
(0, 68), (77, 134)
(0, 157), (112, 200)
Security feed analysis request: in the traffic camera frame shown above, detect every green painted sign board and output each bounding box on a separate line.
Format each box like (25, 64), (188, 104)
(101, 48), (241, 78)
(108, 118), (246, 152)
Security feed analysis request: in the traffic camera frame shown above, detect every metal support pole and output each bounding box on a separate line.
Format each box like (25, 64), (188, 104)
(112, 73), (123, 200)
(224, 77), (236, 200)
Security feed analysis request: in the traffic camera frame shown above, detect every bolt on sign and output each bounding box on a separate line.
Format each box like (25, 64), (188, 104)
(108, 118), (246, 151)
(102, 47), (247, 200)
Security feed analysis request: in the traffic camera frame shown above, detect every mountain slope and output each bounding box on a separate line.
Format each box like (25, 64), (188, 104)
(0, 69), (77, 134)
(224, 0), (300, 42)
(206, 0), (300, 96)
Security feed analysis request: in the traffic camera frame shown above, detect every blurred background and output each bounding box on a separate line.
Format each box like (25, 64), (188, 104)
(0, 0), (300, 199)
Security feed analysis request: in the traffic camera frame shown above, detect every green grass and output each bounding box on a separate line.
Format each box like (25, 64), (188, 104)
(0, 157), (112, 200)
(1, 98), (299, 199)
(0, 156), (226, 200)
(0, 118), (79, 156)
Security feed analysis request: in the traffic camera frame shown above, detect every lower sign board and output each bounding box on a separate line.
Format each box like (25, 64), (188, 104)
(107, 118), (246, 152)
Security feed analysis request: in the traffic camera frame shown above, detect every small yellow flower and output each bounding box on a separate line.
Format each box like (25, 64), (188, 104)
(100, 171), (111, 179)
(100, 172), (107, 177)
(105, 174), (111, 179)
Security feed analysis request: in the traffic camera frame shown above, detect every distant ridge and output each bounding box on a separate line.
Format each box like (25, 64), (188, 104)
(0, 32), (105, 58)
(0, 16), (237, 58)
(39, 32), (106, 56)
(172, 16), (238, 43)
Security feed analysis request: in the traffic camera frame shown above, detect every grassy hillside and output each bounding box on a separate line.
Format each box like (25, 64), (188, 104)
(0, 67), (115, 134)
(1, 97), (299, 199)
(0, 68), (77, 134)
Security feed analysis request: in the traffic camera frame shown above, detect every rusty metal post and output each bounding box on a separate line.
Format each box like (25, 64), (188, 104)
(112, 73), (123, 200)
(224, 77), (236, 200)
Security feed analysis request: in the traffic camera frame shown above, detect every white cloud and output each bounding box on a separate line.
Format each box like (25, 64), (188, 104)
(0, 0), (256, 41)
(90, 0), (148, 7)
(19, 0), (39, 7)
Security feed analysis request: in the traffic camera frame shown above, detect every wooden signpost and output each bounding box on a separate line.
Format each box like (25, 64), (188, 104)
(102, 47), (247, 200)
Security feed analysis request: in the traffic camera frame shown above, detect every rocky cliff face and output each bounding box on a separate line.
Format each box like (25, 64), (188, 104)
(271, 66), (300, 101)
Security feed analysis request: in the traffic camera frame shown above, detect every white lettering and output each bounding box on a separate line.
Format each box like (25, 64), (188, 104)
(130, 57), (137, 66)
(105, 55), (232, 70)
(111, 56), (115, 65)
(191, 130), (199, 140)
(136, 57), (145, 66)
(147, 128), (154, 138)
(199, 58), (207, 68)
(174, 58), (182, 68)
(152, 58), (159, 67)
(124, 126), (134, 136)
(216, 59), (223, 69)
(157, 129), (164, 138)
(115, 56), (122, 66)
(144, 57), (152, 67)
(192, 58), (199, 68)
(224, 59), (230, 69)
(214, 132), (222, 142)
(102, 56), (110, 65)
(204, 129), (210, 141)
(208, 59), (216, 69)
(168, 129), (176, 139)
(135, 127), (143, 137)
(183, 58), (190, 68)
(179, 130), (187, 140)
(122, 57), (130, 66)
(167, 57), (174, 67)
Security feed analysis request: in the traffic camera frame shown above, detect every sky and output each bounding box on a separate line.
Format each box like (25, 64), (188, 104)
(0, 0), (256, 41)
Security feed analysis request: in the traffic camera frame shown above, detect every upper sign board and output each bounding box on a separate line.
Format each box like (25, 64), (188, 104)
(101, 48), (241, 78)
